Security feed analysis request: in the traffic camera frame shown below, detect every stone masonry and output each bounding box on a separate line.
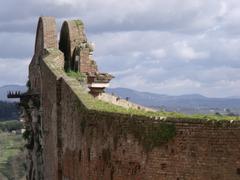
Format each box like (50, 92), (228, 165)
(20, 16), (240, 180)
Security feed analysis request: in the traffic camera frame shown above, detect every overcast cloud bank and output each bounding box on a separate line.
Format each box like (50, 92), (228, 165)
(1, 0), (240, 97)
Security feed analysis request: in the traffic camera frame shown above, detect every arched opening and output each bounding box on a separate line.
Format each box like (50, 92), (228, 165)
(59, 21), (72, 71)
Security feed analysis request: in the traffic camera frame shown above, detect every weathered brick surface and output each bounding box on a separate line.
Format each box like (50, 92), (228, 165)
(39, 69), (240, 179)
(35, 16), (58, 56)
(27, 17), (59, 180)
(27, 17), (240, 180)
(59, 20), (98, 73)
(58, 79), (240, 180)
(40, 61), (60, 180)
(29, 16), (58, 93)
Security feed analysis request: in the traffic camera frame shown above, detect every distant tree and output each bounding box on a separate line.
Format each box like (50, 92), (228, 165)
(215, 112), (222, 116)
(0, 120), (23, 132)
(0, 101), (19, 121)
(225, 108), (238, 116)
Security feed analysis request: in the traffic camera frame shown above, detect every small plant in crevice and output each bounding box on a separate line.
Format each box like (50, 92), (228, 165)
(23, 129), (34, 150)
(26, 80), (31, 89)
(74, 20), (84, 27)
(22, 129), (31, 140)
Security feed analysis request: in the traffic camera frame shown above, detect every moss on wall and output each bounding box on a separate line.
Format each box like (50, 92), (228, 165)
(66, 70), (86, 83)
(74, 20), (84, 28)
(129, 121), (176, 151)
(110, 117), (176, 152)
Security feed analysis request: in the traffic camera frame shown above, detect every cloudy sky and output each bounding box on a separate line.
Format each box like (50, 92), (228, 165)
(1, 0), (240, 97)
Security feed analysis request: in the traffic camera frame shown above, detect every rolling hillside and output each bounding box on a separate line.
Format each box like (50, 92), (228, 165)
(1, 85), (240, 114)
(107, 88), (240, 114)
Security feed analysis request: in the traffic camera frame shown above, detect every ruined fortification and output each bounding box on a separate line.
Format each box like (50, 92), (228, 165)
(18, 17), (240, 180)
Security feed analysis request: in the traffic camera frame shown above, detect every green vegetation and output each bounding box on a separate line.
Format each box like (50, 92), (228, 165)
(0, 131), (25, 179)
(111, 120), (176, 152)
(74, 89), (240, 122)
(0, 120), (23, 132)
(44, 48), (240, 122)
(74, 20), (84, 28)
(43, 47), (240, 154)
(0, 102), (19, 121)
(66, 70), (86, 83)
(128, 122), (176, 151)
(26, 80), (31, 89)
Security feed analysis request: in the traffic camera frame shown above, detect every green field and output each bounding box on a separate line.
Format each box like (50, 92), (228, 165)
(0, 122), (25, 180)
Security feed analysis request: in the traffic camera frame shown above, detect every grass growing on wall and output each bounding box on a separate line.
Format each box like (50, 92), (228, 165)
(77, 92), (240, 122)
(66, 70), (86, 83)
(74, 20), (84, 27)
(71, 75), (240, 122)
(44, 48), (240, 122)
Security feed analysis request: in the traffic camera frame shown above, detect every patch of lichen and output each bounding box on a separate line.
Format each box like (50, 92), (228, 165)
(42, 48), (65, 78)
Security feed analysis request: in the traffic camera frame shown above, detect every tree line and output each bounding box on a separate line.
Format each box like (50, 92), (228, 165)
(0, 101), (19, 121)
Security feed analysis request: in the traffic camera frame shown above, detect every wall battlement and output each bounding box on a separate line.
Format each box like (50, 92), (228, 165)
(21, 17), (240, 180)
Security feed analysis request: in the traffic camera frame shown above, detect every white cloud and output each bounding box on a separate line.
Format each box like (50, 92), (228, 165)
(219, 1), (228, 17)
(1, 0), (240, 97)
(150, 49), (166, 59)
(174, 41), (209, 61)
(0, 58), (30, 86)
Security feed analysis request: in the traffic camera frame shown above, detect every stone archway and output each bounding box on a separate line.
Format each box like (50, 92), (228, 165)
(59, 20), (87, 71)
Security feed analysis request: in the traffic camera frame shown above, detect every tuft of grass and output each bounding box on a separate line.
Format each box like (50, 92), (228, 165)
(66, 70), (86, 83)
(70, 75), (240, 122)
(74, 20), (84, 27)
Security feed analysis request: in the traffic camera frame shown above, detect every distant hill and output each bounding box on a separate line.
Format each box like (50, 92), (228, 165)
(2, 85), (240, 114)
(0, 85), (27, 102)
(107, 88), (240, 114)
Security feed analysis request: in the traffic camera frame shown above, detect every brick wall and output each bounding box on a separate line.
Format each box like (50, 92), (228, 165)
(27, 16), (240, 180)
(38, 55), (240, 179)
(59, 79), (240, 180)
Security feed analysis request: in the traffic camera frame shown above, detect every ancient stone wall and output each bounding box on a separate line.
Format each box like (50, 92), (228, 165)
(59, 77), (240, 180)
(25, 17), (240, 180)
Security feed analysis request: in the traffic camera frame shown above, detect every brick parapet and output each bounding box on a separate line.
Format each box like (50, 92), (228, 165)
(25, 16), (240, 180)
(38, 50), (240, 179)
